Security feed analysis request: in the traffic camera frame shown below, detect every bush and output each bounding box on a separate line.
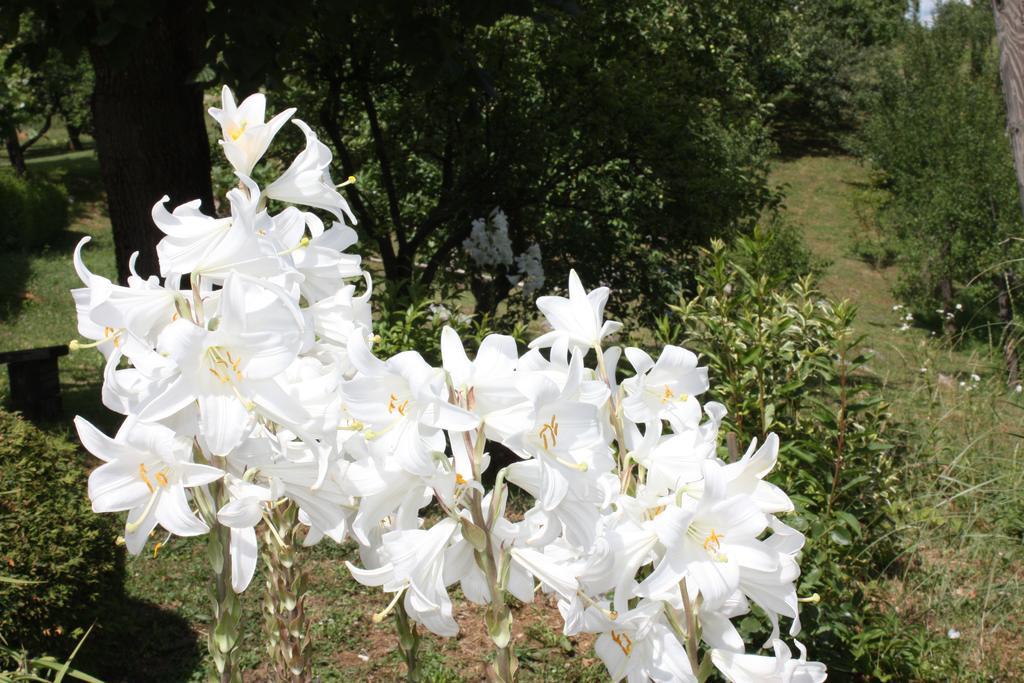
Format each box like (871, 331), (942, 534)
(0, 172), (69, 250)
(651, 238), (949, 680)
(0, 409), (124, 654)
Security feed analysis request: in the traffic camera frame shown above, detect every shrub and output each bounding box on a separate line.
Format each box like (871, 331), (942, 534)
(651, 238), (946, 680)
(0, 409), (124, 654)
(0, 172), (69, 250)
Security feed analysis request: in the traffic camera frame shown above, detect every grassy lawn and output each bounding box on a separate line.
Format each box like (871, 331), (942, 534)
(3, 147), (1022, 680)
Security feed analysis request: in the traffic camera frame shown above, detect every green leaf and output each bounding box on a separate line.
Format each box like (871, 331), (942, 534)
(460, 518), (488, 552)
(830, 527), (852, 546)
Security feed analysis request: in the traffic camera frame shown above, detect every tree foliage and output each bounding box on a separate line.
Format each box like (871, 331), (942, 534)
(255, 0), (780, 323)
(859, 2), (1024, 342)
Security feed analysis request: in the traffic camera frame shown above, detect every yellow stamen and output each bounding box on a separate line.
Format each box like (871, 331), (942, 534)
(455, 473), (467, 486)
(228, 121), (248, 141)
(538, 414), (559, 450)
(69, 327), (123, 351)
(610, 630), (633, 656)
(139, 463), (155, 493)
(154, 470), (170, 488)
(387, 393), (409, 416)
(703, 529), (723, 553)
(153, 541), (163, 558)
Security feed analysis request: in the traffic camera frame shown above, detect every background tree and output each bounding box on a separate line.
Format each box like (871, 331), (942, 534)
(859, 2), (1024, 348)
(271, 0), (777, 322)
(736, 0), (907, 148)
(1, 0), (213, 282)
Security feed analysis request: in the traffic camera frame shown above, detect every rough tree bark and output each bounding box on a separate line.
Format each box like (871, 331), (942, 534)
(4, 123), (27, 177)
(993, 0), (1024, 385)
(88, 0), (213, 283)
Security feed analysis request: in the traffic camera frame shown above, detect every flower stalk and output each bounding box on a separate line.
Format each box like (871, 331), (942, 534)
(262, 500), (312, 682)
(206, 475), (242, 683)
(394, 600), (422, 682)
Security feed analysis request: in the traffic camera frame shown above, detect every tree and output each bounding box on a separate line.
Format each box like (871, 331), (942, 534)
(860, 2), (1024, 347)
(735, 0), (908, 146)
(992, 0), (1024, 385)
(2, 1), (213, 281)
(276, 0), (776, 321)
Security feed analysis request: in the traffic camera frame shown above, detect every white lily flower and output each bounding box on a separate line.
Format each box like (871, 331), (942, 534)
(152, 177), (280, 280)
(209, 86), (296, 177)
(588, 599), (697, 683)
(637, 463), (771, 611)
(622, 345), (708, 428)
(264, 119), (356, 224)
(76, 416), (223, 554)
(343, 334), (478, 475)
(140, 274), (310, 456)
(530, 270), (623, 351)
(441, 326), (527, 445)
(711, 640), (827, 683)
(346, 518), (460, 637)
(217, 475), (274, 593)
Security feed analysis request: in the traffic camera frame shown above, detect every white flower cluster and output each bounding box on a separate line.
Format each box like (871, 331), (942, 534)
(343, 269), (826, 682)
(71, 87), (824, 681)
(462, 207), (545, 295)
(71, 87), (371, 592)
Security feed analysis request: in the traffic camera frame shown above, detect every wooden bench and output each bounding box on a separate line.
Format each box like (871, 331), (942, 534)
(0, 345), (69, 420)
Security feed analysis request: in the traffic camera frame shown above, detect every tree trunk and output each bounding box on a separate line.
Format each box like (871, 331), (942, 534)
(88, 0), (213, 283)
(66, 124), (84, 152)
(938, 276), (957, 339)
(5, 123), (27, 177)
(997, 271), (1020, 386)
(992, 0), (1024, 383)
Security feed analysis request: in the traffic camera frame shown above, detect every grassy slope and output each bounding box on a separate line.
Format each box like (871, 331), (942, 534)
(771, 155), (1024, 680)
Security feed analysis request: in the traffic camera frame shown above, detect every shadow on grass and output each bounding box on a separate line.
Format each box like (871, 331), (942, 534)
(76, 596), (203, 683)
(0, 247), (32, 325)
(28, 151), (105, 208)
(0, 228), (94, 326)
(773, 122), (851, 161)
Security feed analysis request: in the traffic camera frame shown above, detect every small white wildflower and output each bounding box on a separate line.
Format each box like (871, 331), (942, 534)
(947, 628), (961, 640)
(1015, 384), (1022, 394)
(463, 208), (514, 269)
(509, 242), (545, 296)
(429, 304), (452, 322)
(920, 367), (928, 373)
(970, 373), (980, 383)
(955, 303), (963, 311)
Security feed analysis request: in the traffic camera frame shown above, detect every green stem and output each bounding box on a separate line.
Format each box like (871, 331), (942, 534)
(206, 474), (242, 683)
(395, 599), (422, 682)
(680, 587), (700, 676)
(594, 343), (633, 493)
